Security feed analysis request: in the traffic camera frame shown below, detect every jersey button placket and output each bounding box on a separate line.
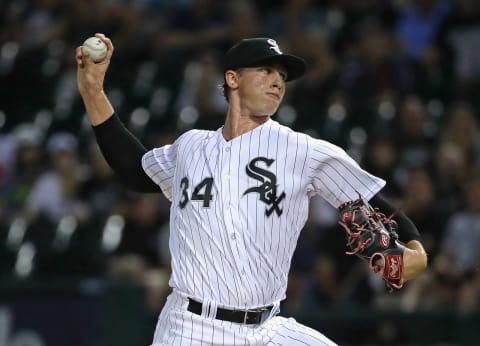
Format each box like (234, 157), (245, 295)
(221, 143), (248, 285)
(220, 143), (236, 237)
(221, 144), (232, 210)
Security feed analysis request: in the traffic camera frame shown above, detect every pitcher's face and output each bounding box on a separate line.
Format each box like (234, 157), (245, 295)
(235, 63), (287, 117)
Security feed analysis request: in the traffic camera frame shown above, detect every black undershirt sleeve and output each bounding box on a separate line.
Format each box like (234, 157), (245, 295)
(92, 113), (161, 193)
(370, 193), (422, 243)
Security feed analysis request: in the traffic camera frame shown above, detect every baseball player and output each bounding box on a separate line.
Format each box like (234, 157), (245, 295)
(76, 34), (427, 345)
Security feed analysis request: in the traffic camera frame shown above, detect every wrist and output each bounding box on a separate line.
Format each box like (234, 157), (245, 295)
(82, 91), (115, 125)
(80, 85), (105, 98)
(402, 245), (428, 282)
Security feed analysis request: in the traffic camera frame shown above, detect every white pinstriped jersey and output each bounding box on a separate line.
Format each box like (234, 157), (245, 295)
(142, 118), (385, 309)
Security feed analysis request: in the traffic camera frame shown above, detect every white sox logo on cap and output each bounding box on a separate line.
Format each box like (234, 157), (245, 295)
(267, 39), (282, 55)
(223, 37), (306, 81)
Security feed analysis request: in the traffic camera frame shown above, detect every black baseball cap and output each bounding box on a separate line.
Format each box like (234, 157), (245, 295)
(223, 38), (307, 82)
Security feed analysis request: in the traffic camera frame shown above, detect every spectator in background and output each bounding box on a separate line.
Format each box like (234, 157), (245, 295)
(403, 173), (480, 312)
(226, 0), (262, 43)
(432, 101), (480, 218)
(443, 0), (480, 107)
(288, 28), (340, 134)
(62, 0), (142, 54)
(432, 142), (466, 218)
(338, 19), (412, 130)
(361, 136), (402, 198)
(395, 0), (452, 63)
(0, 134), (15, 186)
(394, 0), (453, 100)
(113, 193), (168, 267)
(263, 0), (328, 39)
(391, 95), (437, 169)
(437, 174), (480, 280)
(456, 273), (480, 314)
(25, 132), (87, 224)
(398, 167), (440, 255)
(78, 142), (123, 218)
(0, 124), (46, 222)
(305, 254), (345, 306)
(11, 0), (67, 51)
(173, 49), (227, 130)
(155, 0), (230, 53)
(439, 101), (480, 165)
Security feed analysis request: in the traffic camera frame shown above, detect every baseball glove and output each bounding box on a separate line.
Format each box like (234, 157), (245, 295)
(338, 195), (405, 290)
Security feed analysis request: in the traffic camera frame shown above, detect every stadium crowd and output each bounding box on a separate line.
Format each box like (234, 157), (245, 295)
(0, 0), (479, 343)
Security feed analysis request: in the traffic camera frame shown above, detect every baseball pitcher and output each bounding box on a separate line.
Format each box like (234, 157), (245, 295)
(76, 34), (427, 345)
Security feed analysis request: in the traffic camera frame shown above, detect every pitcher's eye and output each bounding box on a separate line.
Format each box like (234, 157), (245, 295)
(259, 67), (287, 81)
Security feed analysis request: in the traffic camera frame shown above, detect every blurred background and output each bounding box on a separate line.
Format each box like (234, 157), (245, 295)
(0, 0), (479, 345)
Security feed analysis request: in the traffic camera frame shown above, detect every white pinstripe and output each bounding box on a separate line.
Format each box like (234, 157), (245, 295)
(143, 119), (385, 344)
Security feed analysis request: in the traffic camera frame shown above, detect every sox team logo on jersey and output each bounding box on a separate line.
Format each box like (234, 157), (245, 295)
(243, 157), (285, 217)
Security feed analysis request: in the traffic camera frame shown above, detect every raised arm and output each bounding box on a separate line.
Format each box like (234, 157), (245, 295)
(76, 33), (115, 125)
(76, 33), (160, 193)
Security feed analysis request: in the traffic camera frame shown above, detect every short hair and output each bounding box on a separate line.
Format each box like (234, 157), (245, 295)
(221, 81), (230, 102)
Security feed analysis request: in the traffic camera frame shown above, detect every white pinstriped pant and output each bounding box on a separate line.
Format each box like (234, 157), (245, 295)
(150, 289), (337, 346)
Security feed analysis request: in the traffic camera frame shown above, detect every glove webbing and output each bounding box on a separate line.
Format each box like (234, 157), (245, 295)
(339, 202), (398, 256)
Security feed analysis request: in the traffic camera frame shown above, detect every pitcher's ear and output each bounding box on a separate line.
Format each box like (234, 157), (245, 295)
(225, 70), (239, 89)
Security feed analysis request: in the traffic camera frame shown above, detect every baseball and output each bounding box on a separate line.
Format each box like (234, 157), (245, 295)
(82, 37), (107, 63)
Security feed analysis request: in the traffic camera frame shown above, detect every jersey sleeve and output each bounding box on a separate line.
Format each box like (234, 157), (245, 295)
(308, 138), (385, 208)
(141, 141), (178, 201)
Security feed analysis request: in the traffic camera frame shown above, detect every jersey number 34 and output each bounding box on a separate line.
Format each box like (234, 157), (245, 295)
(179, 177), (214, 208)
